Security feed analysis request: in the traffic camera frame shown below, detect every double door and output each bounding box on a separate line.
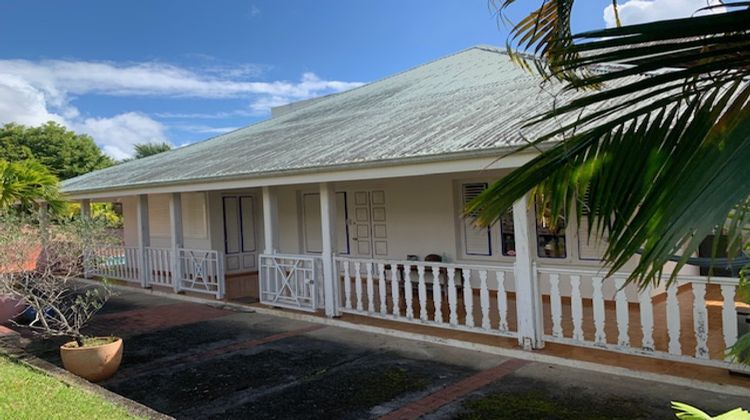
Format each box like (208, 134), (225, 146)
(350, 190), (388, 258)
(223, 195), (257, 273)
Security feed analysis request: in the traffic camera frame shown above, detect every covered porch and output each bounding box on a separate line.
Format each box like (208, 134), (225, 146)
(80, 169), (747, 373)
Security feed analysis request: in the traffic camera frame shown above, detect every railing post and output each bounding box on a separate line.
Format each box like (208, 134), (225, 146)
(512, 194), (544, 350)
(169, 193), (183, 293)
(136, 194), (151, 288)
(320, 182), (339, 317)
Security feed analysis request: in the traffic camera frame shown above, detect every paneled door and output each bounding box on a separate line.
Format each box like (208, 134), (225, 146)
(351, 190), (388, 258)
(223, 195), (257, 273)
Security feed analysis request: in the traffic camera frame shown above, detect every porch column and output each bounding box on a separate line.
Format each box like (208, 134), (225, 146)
(169, 193), (183, 293)
(262, 186), (278, 254)
(78, 200), (92, 278)
(513, 193), (544, 349)
(80, 199), (91, 220)
(319, 182), (339, 317)
(136, 194), (151, 288)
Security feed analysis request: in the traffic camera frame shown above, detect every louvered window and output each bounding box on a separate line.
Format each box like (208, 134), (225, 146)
(577, 188), (607, 261)
(462, 183), (492, 256)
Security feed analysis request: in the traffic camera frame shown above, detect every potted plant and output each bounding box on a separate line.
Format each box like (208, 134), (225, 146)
(0, 213), (121, 382)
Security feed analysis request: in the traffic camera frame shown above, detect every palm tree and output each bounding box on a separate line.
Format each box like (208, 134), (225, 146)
(467, 2), (750, 359)
(0, 159), (62, 213)
(133, 142), (172, 159)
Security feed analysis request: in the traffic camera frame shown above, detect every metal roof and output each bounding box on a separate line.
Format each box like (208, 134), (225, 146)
(61, 45), (579, 195)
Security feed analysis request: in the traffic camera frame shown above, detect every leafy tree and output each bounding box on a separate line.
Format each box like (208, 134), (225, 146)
(468, 3), (750, 360)
(0, 122), (113, 180)
(133, 142), (172, 159)
(0, 160), (62, 213)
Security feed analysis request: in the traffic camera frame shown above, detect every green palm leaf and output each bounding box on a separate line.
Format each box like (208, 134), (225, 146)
(469, 3), (750, 287)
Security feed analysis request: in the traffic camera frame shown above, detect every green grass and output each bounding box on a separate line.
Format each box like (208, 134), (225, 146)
(0, 354), (139, 419)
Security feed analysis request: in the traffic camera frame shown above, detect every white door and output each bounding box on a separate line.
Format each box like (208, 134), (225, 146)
(223, 195), (257, 273)
(351, 190), (388, 258)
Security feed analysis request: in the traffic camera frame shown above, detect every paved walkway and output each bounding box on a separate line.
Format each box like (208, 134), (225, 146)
(18, 291), (750, 419)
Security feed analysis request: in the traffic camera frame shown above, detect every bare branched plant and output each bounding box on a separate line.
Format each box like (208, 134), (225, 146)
(0, 211), (117, 347)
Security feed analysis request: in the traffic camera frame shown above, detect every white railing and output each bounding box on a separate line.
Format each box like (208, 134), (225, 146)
(335, 257), (517, 338)
(537, 265), (742, 368)
(259, 253), (322, 312)
(88, 245), (140, 283)
(177, 248), (225, 299)
(88, 245), (225, 300)
(145, 247), (173, 287)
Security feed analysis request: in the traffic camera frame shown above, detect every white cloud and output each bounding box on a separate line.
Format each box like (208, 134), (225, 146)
(604, 0), (726, 27)
(0, 74), (65, 126)
(72, 112), (169, 161)
(0, 59), (362, 158)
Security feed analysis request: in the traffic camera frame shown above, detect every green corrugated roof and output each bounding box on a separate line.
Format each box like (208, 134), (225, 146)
(62, 45), (578, 195)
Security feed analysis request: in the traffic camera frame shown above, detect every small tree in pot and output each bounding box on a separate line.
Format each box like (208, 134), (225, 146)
(0, 212), (122, 382)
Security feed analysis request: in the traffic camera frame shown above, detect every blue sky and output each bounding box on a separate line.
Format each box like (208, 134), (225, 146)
(0, 0), (718, 159)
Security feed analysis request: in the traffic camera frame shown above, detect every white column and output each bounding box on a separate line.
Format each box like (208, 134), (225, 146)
(137, 194), (151, 288)
(262, 186), (278, 254)
(513, 194), (544, 349)
(80, 199), (91, 220)
(79, 199), (92, 277)
(169, 193), (183, 293)
(320, 182), (339, 317)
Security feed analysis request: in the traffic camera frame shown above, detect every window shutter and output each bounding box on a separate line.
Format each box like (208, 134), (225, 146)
(462, 183), (492, 256)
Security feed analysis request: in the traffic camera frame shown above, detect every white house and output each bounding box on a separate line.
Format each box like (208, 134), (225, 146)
(61, 46), (744, 373)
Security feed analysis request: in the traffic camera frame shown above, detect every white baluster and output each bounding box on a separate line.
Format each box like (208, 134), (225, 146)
(378, 263), (387, 315)
(721, 284), (738, 359)
(447, 268), (458, 326)
(343, 261), (352, 309)
(496, 271), (508, 332)
(391, 263), (400, 318)
(463, 268), (474, 327)
(404, 265), (414, 319)
(615, 277), (630, 348)
(549, 273), (563, 338)
(692, 283), (709, 359)
(571, 275), (583, 341)
(366, 262), (375, 313)
(666, 282), (681, 355)
(354, 262), (363, 312)
(417, 265), (428, 321)
(432, 266), (443, 323)
(638, 284), (655, 352)
(479, 270), (490, 330)
(592, 276), (607, 346)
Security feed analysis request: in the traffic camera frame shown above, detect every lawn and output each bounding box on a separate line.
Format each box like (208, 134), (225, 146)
(0, 354), (138, 419)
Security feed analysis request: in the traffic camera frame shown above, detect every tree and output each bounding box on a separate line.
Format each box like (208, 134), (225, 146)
(467, 3), (750, 360)
(0, 212), (115, 347)
(133, 142), (172, 159)
(0, 160), (62, 213)
(0, 122), (113, 180)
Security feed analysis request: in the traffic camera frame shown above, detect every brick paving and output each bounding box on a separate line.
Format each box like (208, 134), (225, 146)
(380, 358), (530, 420)
(87, 302), (232, 336)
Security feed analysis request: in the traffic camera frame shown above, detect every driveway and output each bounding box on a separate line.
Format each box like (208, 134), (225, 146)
(20, 291), (750, 419)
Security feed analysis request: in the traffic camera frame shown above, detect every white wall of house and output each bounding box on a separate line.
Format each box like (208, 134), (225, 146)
(116, 168), (699, 300)
(121, 193), (211, 250)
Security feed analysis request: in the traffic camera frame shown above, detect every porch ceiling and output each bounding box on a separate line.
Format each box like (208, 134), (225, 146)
(60, 45), (619, 196)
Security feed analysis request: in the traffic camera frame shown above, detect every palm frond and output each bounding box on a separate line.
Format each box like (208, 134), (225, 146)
(472, 4), (750, 286)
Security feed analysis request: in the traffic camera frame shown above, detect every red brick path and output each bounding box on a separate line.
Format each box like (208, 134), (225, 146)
(381, 358), (530, 420)
(89, 303), (233, 336)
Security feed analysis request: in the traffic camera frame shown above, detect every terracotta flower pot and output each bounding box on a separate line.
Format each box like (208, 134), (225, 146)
(60, 337), (123, 382)
(0, 295), (23, 323)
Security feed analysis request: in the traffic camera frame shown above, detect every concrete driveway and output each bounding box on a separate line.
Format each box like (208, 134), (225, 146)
(21, 291), (750, 419)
